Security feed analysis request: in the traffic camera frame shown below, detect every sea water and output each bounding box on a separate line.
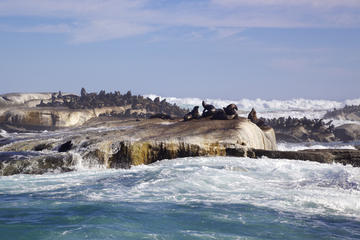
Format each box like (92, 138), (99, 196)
(1, 157), (360, 239)
(1, 96), (360, 239)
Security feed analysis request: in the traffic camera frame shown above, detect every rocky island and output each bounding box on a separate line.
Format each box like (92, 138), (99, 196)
(0, 89), (359, 176)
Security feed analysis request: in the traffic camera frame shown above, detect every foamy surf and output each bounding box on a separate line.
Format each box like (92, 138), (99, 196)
(1, 157), (359, 239)
(1, 156), (360, 220)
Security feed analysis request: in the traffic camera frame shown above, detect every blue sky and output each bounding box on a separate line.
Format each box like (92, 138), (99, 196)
(0, 0), (359, 100)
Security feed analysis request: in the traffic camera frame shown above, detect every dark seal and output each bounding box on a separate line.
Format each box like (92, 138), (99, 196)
(248, 108), (265, 127)
(184, 106), (201, 121)
(202, 101), (216, 117)
(224, 104), (238, 116)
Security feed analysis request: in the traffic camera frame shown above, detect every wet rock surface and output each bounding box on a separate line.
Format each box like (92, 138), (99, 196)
(0, 118), (277, 175)
(0, 153), (74, 176)
(248, 148), (360, 167)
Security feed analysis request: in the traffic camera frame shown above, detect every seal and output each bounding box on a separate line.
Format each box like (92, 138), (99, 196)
(202, 101), (216, 117)
(211, 109), (228, 120)
(248, 108), (265, 127)
(224, 104), (238, 116)
(191, 106), (201, 119)
(184, 106), (200, 121)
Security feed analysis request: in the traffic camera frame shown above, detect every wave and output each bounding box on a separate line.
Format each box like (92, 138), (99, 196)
(145, 94), (360, 112)
(1, 156), (360, 220)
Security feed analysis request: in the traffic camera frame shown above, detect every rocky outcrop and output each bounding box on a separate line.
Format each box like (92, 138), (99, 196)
(37, 88), (187, 118)
(324, 105), (360, 121)
(0, 90), (188, 130)
(247, 148), (360, 167)
(0, 107), (98, 130)
(0, 93), (53, 108)
(260, 116), (336, 142)
(334, 124), (360, 142)
(0, 152), (74, 176)
(0, 118), (277, 175)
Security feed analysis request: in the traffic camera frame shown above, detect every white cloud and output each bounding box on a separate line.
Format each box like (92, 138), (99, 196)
(71, 20), (154, 43)
(0, 0), (359, 43)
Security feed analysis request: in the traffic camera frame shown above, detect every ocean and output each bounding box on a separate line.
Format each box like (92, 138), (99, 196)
(1, 96), (360, 239)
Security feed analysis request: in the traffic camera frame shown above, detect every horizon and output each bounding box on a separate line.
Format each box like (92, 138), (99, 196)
(0, 0), (359, 101)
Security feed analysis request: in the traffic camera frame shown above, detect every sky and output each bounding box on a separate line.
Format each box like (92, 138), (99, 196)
(0, 0), (359, 100)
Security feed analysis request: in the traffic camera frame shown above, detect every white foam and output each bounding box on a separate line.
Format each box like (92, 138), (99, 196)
(0, 129), (9, 138)
(277, 142), (357, 151)
(1, 157), (359, 220)
(145, 94), (360, 112)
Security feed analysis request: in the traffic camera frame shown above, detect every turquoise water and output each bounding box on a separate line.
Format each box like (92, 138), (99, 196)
(1, 157), (360, 239)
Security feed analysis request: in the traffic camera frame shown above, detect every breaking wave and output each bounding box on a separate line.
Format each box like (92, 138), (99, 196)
(145, 94), (360, 112)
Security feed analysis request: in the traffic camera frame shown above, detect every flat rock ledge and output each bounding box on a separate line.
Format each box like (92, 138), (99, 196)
(247, 148), (360, 167)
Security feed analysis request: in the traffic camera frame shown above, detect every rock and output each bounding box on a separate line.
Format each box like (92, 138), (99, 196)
(261, 116), (336, 143)
(334, 124), (360, 142)
(58, 141), (73, 152)
(0, 153), (74, 176)
(0, 93), (53, 108)
(324, 105), (360, 121)
(248, 148), (360, 167)
(0, 108), (97, 130)
(0, 118), (277, 175)
(149, 113), (174, 120)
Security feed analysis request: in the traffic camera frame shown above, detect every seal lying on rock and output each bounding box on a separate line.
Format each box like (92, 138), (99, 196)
(183, 102), (239, 121)
(184, 106), (201, 121)
(224, 104), (238, 116)
(248, 108), (265, 127)
(202, 101), (216, 117)
(212, 104), (239, 120)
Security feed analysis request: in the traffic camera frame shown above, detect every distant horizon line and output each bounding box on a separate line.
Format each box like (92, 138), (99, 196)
(0, 90), (358, 103)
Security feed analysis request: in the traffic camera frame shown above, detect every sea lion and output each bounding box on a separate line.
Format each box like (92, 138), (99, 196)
(202, 101), (216, 117)
(248, 108), (265, 127)
(183, 113), (192, 121)
(224, 104), (238, 116)
(191, 106), (201, 119)
(184, 106), (201, 121)
(211, 109), (228, 120)
(248, 108), (258, 123)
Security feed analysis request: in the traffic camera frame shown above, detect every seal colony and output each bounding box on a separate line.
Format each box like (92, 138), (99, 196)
(36, 88), (187, 119)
